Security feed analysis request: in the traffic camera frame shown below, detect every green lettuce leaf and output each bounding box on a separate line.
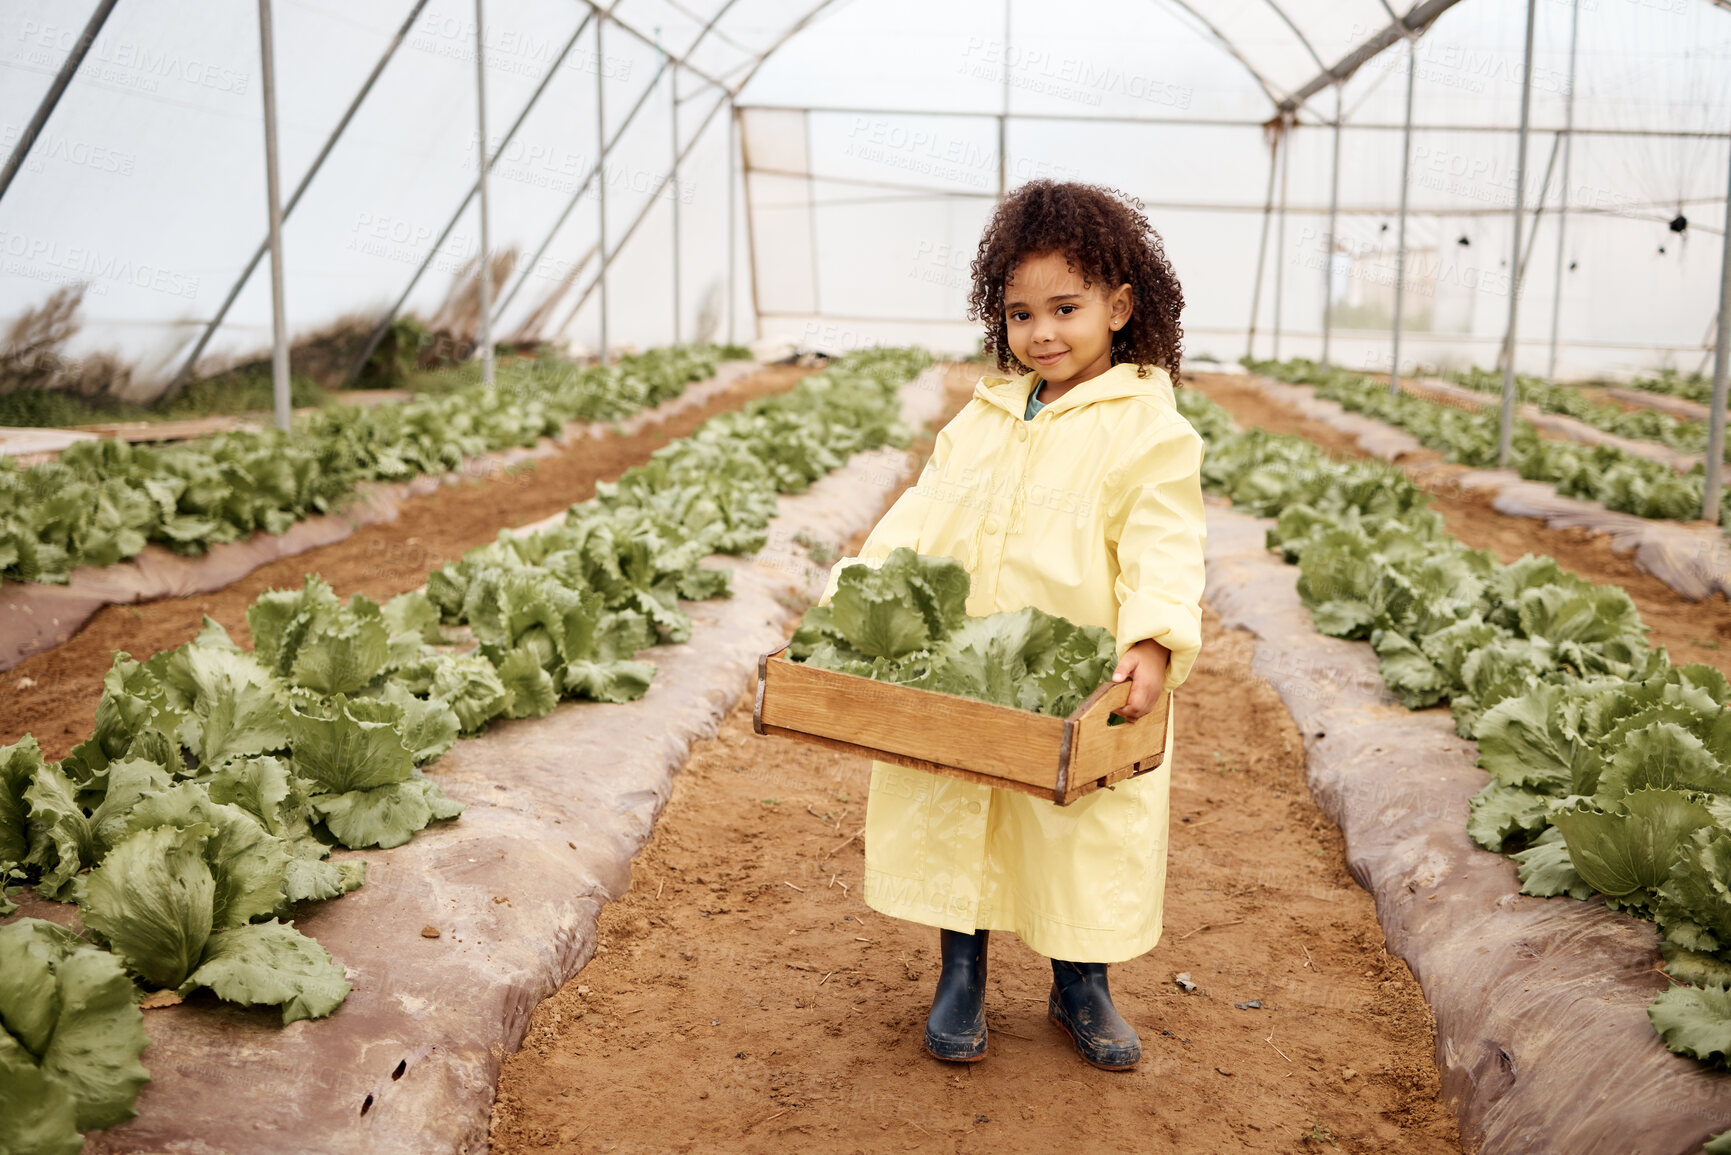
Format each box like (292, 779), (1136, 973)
(291, 606), (389, 695)
(283, 854), (366, 905)
(379, 683), (460, 764)
(87, 756), (173, 854)
(0, 1030), (82, 1155)
(178, 920), (349, 1024)
(1657, 827), (1731, 954)
(1473, 682), (1583, 793)
(1371, 628), (1447, 710)
(498, 647), (559, 719)
(429, 655), (511, 733)
(1661, 941), (1731, 988)
(1596, 722), (1731, 799)
(313, 778), (459, 850)
(171, 645), (290, 766)
(1649, 984), (1731, 1066)
(23, 767), (96, 902)
(34, 928), (152, 1130)
(1465, 782), (1552, 852)
(204, 755), (298, 837)
(828, 557), (939, 660)
(122, 783), (290, 929)
(288, 695), (414, 795)
(0, 736), (44, 868)
(382, 590), (444, 644)
(1509, 831), (1595, 900)
(561, 659), (656, 703)
(81, 824), (215, 990)
(1552, 789), (1715, 897)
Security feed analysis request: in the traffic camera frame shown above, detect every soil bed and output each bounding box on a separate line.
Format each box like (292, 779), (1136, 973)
(1, 364), (811, 761)
(1190, 371), (1731, 678)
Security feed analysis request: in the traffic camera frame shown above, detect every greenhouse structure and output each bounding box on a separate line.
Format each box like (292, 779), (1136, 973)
(8, 2), (1731, 1154)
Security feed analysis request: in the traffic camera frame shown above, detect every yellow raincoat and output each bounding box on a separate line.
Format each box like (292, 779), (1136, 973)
(828, 362), (1206, 963)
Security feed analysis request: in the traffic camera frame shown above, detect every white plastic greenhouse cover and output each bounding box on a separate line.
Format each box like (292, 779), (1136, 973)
(2, 0), (1729, 395)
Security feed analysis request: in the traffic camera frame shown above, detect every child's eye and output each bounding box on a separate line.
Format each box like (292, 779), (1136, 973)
(1057, 305), (1076, 315)
(1009, 311), (1029, 322)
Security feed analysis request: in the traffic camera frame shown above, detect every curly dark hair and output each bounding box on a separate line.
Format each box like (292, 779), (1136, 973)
(967, 180), (1184, 384)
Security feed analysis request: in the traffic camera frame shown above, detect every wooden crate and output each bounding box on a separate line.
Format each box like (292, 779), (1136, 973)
(753, 646), (1168, 805)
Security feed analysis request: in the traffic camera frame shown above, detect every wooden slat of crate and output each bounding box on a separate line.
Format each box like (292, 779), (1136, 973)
(1059, 687), (1169, 803)
(757, 652), (1063, 790)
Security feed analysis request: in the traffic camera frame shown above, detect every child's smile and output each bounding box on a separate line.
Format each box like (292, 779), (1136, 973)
(1003, 250), (1132, 401)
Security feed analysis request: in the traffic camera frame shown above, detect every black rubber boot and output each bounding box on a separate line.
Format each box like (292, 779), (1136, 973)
(924, 929), (989, 1062)
(1048, 960), (1141, 1070)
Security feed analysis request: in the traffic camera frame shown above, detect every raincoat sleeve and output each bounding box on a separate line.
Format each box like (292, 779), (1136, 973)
(818, 422), (954, 604)
(1106, 416), (1207, 689)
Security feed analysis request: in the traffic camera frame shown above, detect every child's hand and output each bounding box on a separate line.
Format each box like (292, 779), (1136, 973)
(1111, 639), (1170, 720)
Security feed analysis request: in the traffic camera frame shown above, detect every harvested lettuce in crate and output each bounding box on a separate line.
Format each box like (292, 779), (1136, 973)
(790, 548), (1118, 717)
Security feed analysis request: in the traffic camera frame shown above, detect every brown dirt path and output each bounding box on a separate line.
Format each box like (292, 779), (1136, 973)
(489, 375), (1464, 1155)
(1, 365), (812, 760)
(1191, 372), (1731, 678)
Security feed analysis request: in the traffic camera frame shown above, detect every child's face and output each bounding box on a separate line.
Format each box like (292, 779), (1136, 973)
(1003, 251), (1132, 391)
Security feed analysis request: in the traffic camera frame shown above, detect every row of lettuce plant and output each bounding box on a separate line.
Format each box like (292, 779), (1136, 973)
(0, 344), (751, 589)
(1447, 365), (1716, 459)
(1246, 358), (1729, 525)
(0, 346), (930, 1155)
(1177, 388), (1731, 1129)
(1628, 368), (1715, 405)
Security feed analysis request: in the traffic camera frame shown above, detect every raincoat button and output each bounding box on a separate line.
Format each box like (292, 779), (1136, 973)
(967, 801), (983, 815)
(984, 518), (1001, 535)
(1016, 425), (1029, 441)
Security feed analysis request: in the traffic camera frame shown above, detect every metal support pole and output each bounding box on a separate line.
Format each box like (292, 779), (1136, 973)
(171, 0), (430, 394)
(257, 0), (291, 431)
(1703, 139), (1731, 522)
(1498, 131), (1562, 375)
(346, 11), (592, 383)
(999, 0), (1010, 195)
(1497, 0), (1538, 468)
(596, 17), (609, 361)
(552, 94), (731, 341)
(1321, 85), (1342, 367)
(727, 98), (737, 345)
(805, 114), (821, 321)
(1272, 114), (1291, 362)
(0, 0), (119, 206)
(1390, 36), (1417, 397)
(670, 59), (681, 345)
(1547, 0), (1580, 386)
(741, 106), (763, 342)
(473, 0), (494, 384)
(485, 43), (659, 327)
(1245, 125), (1280, 362)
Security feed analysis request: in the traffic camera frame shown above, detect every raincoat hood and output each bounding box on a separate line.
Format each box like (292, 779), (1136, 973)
(973, 362), (1176, 419)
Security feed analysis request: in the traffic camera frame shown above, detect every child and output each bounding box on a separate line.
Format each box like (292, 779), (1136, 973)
(828, 180), (1206, 1070)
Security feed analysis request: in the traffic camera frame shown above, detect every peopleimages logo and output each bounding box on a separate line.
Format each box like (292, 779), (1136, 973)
(412, 9), (634, 81)
(16, 21), (251, 96)
(0, 231), (200, 299)
(2, 125), (136, 178)
(957, 37), (1193, 110)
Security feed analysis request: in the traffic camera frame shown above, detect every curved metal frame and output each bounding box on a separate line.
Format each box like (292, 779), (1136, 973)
(1160, 0), (1286, 106)
(12, 0), (1649, 394)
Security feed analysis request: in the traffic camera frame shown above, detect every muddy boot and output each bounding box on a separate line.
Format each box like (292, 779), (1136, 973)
(1048, 959), (1141, 1070)
(924, 929), (989, 1062)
